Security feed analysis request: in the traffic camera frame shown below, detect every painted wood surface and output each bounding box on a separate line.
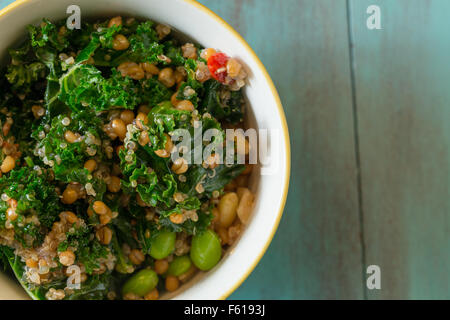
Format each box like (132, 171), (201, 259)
(200, 0), (450, 299)
(198, 0), (365, 300)
(348, 0), (450, 299)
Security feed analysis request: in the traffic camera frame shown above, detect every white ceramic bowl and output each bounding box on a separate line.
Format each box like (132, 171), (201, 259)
(0, 0), (290, 300)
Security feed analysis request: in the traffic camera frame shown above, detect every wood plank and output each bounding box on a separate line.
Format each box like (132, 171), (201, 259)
(198, 0), (364, 299)
(349, 0), (450, 299)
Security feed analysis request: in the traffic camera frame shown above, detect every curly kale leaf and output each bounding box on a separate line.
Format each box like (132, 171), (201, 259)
(0, 82), (36, 157)
(6, 62), (46, 93)
(120, 163), (177, 209)
(8, 42), (32, 64)
(89, 21), (165, 67)
(28, 19), (71, 51)
(58, 64), (103, 111)
(45, 77), (69, 118)
(126, 21), (164, 64)
(128, 38), (164, 65)
(164, 41), (186, 66)
(134, 219), (157, 254)
(34, 48), (71, 118)
(181, 164), (245, 198)
(177, 59), (204, 107)
(111, 229), (134, 274)
(158, 208), (213, 236)
(34, 47), (58, 75)
(112, 213), (137, 248)
(32, 112), (105, 187)
(199, 79), (244, 123)
(118, 101), (240, 234)
(99, 69), (142, 110)
(140, 77), (172, 107)
(32, 22), (125, 116)
(75, 24), (122, 64)
(58, 224), (109, 275)
(58, 64), (141, 112)
(57, 64), (170, 114)
(5, 31), (55, 95)
(146, 101), (192, 148)
(0, 167), (62, 246)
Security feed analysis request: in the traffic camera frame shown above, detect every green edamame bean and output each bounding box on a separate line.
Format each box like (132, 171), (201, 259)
(149, 230), (176, 259)
(167, 255), (192, 276)
(190, 229), (222, 271)
(122, 269), (158, 297)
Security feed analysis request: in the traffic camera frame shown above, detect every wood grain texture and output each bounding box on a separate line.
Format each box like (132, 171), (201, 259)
(4, 0), (447, 300)
(198, 0), (364, 299)
(349, 0), (450, 299)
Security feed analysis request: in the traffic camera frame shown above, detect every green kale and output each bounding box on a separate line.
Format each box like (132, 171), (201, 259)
(177, 59), (204, 106)
(0, 79), (36, 158)
(140, 77), (172, 107)
(118, 100), (241, 235)
(112, 212), (138, 247)
(181, 164), (245, 198)
(157, 207), (213, 236)
(146, 101), (192, 149)
(58, 64), (141, 112)
(8, 42), (32, 64)
(126, 21), (164, 64)
(6, 62), (46, 93)
(111, 229), (134, 274)
(32, 112), (106, 188)
(58, 224), (109, 274)
(123, 165), (178, 209)
(75, 24), (122, 64)
(28, 19), (71, 51)
(134, 218), (157, 254)
(45, 77), (69, 118)
(35, 47), (59, 75)
(164, 41), (186, 66)
(199, 79), (244, 123)
(0, 167), (62, 246)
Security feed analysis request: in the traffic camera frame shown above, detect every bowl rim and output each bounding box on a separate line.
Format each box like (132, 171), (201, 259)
(0, 0), (291, 300)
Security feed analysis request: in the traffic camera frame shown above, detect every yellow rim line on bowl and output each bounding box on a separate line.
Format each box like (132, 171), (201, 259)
(184, 0), (291, 300)
(0, 0), (292, 300)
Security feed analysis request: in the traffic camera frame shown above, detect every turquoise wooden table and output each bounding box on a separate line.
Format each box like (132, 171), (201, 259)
(198, 0), (449, 300)
(0, 0), (448, 299)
